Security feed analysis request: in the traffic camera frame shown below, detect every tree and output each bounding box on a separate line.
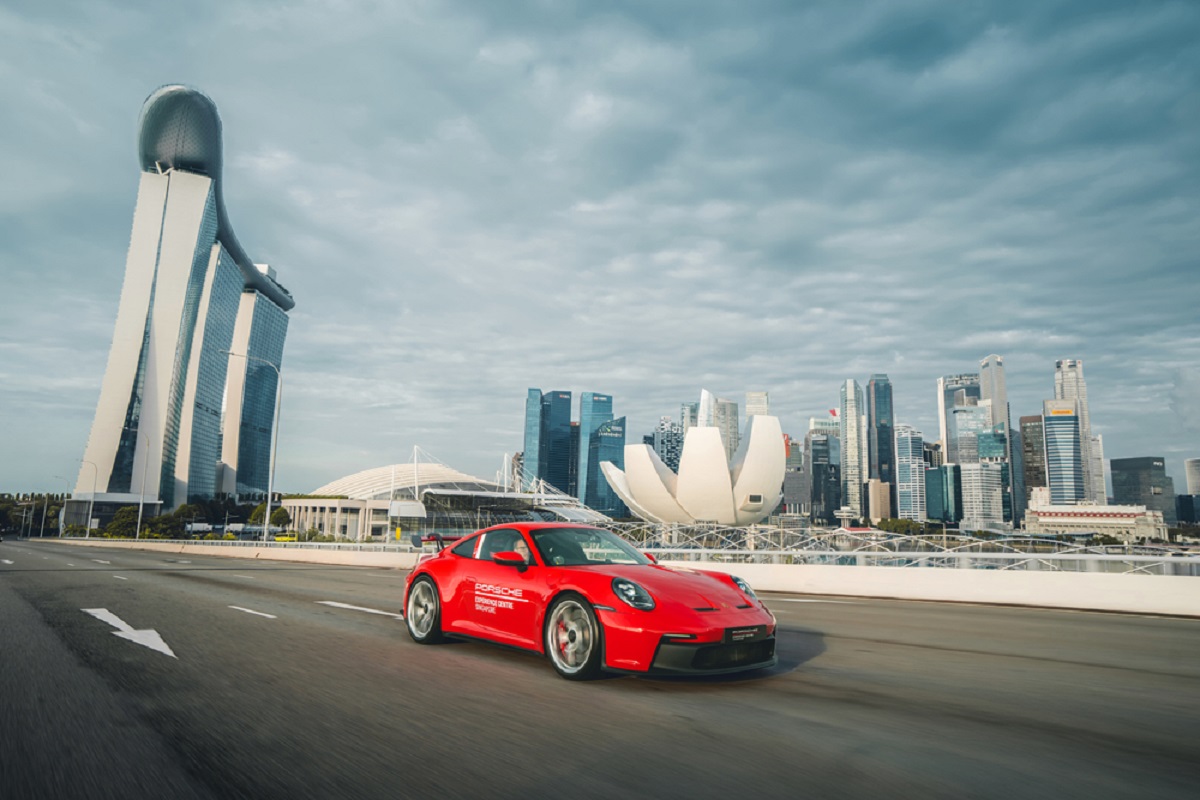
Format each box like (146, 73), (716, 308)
(105, 506), (139, 538)
(249, 504), (290, 528)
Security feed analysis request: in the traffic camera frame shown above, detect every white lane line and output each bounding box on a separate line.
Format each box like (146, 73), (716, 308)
(92, 559), (111, 565)
(113, 576), (128, 581)
(1, 559), (13, 565)
(234, 575), (256, 579)
(230, 606), (277, 619)
(67, 563), (76, 567)
(317, 601), (404, 620)
(775, 598), (858, 604)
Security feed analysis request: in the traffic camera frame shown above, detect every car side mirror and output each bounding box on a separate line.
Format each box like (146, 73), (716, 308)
(643, 551), (657, 563)
(493, 551), (528, 570)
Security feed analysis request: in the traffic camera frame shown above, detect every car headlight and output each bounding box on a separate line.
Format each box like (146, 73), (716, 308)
(612, 578), (655, 611)
(731, 575), (758, 600)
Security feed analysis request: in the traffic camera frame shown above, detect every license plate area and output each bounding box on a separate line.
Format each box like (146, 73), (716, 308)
(724, 625), (767, 643)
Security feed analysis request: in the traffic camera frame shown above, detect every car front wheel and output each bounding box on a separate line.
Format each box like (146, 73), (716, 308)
(545, 594), (603, 680)
(405, 576), (445, 644)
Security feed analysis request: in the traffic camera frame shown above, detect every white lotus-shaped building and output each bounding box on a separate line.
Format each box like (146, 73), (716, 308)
(601, 416), (786, 526)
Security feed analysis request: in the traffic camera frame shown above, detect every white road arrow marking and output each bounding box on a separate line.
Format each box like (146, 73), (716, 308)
(92, 559), (111, 565)
(82, 608), (177, 658)
(230, 606), (276, 619)
(317, 601), (404, 620)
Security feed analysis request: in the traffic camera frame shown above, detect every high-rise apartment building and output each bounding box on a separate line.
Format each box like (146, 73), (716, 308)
(1055, 359), (1105, 504)
(76, 86), (294, 514)
(866, 374), (895, 507)
(894, 424), (925, 521)
(1111, 457), (1177, 526)
(937, 374), (981, 452)
(1043, 400), (1085, 504)
(840, 380), (868, 520)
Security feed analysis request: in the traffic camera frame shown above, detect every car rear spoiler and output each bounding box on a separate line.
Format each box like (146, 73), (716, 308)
(410, 533), (464, 551)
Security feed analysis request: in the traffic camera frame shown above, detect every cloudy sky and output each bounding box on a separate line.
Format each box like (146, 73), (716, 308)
(2, 0), (1198, 495)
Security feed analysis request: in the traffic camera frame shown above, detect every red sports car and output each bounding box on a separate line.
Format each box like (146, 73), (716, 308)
(403, 522), (777, 680)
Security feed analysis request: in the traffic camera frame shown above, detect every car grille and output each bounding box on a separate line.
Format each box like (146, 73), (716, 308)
(690, 639), (775, 671)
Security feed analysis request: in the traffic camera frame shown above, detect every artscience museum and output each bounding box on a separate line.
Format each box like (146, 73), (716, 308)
(601, 416), (787, 526)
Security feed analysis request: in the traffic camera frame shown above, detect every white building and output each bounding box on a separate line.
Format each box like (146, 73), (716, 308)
(894, 424), (926, 522)
(960, 463), (1007, 532)
(1023, 489), (1167, 542)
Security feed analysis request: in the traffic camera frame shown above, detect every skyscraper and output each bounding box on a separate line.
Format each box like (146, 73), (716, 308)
(745, 391), (770, 417)
(585, 417), (627, 516)
(522, 389), (543, 490)
(652, 416), (683, 472)
(937, 374), (981, 453)
(520, 389), (574, 494)
(1019, 415), (1047, 509)
(1111, 457), (1177, 526)
(980, 354), (1018, 521)
(894, 424), (925, 521)
(1187, 458), (1200, 495)
(947, 401), (990, 465)
(866, 374), (895, 505)
(1055, 359), (1105, 504)
(76, 86), (294, 512)
(1043, 400), (1085, 504)
(577, 393), (613, 505)
(840, 379), (868, 520)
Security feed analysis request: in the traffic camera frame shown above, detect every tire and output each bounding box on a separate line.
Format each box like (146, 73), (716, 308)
(405, 576), (445, 644)
(544, 594), (603, 680)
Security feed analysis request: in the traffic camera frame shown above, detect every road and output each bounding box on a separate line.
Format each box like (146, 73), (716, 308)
(2, 538), (1198, 799)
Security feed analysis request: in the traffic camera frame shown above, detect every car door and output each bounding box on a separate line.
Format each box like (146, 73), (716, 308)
(466, 529), (546, 648)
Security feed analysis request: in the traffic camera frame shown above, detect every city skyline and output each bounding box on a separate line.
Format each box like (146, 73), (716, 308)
(2, 1), (1198, 494)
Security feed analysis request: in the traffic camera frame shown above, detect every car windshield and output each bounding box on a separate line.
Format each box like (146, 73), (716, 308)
(530, 527), (650, 567)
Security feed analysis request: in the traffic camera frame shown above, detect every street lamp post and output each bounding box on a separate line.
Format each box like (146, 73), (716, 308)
(80, 459), (97, 537)
(221, 349), (282, 543)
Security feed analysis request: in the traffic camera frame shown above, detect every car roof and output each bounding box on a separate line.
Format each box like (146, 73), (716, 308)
(475, 522), (604, 534)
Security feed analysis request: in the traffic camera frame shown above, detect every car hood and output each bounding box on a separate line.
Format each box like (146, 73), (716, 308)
(569, 564), (752, 610)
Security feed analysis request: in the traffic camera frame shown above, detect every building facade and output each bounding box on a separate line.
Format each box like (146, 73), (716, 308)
(866, 374), (895, 509)
(1043, 400), (1085, 505)
(894, 424), (926, 522)
(1111, 457), (1177, 526)
(840, 379), (868, 520)
(1055, 359), (1105, 504)
(577, 393), (613, 507)
(937, 373), (980, 453)
(74, 85), (294, 518)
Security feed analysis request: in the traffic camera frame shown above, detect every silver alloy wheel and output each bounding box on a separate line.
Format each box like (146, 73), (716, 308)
(408, 580), (437, 639)
(547, 599), (594, 674)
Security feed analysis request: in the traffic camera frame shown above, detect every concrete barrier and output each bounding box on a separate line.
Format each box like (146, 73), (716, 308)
(45, 540), (1200, 616)
(670, 561), (1200, 617)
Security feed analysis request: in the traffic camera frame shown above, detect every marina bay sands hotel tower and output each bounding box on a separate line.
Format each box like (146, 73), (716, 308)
(74, 86), (295, 519)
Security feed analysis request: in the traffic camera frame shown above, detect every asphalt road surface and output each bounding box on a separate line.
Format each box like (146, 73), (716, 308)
(3, 538), (1199, 799)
